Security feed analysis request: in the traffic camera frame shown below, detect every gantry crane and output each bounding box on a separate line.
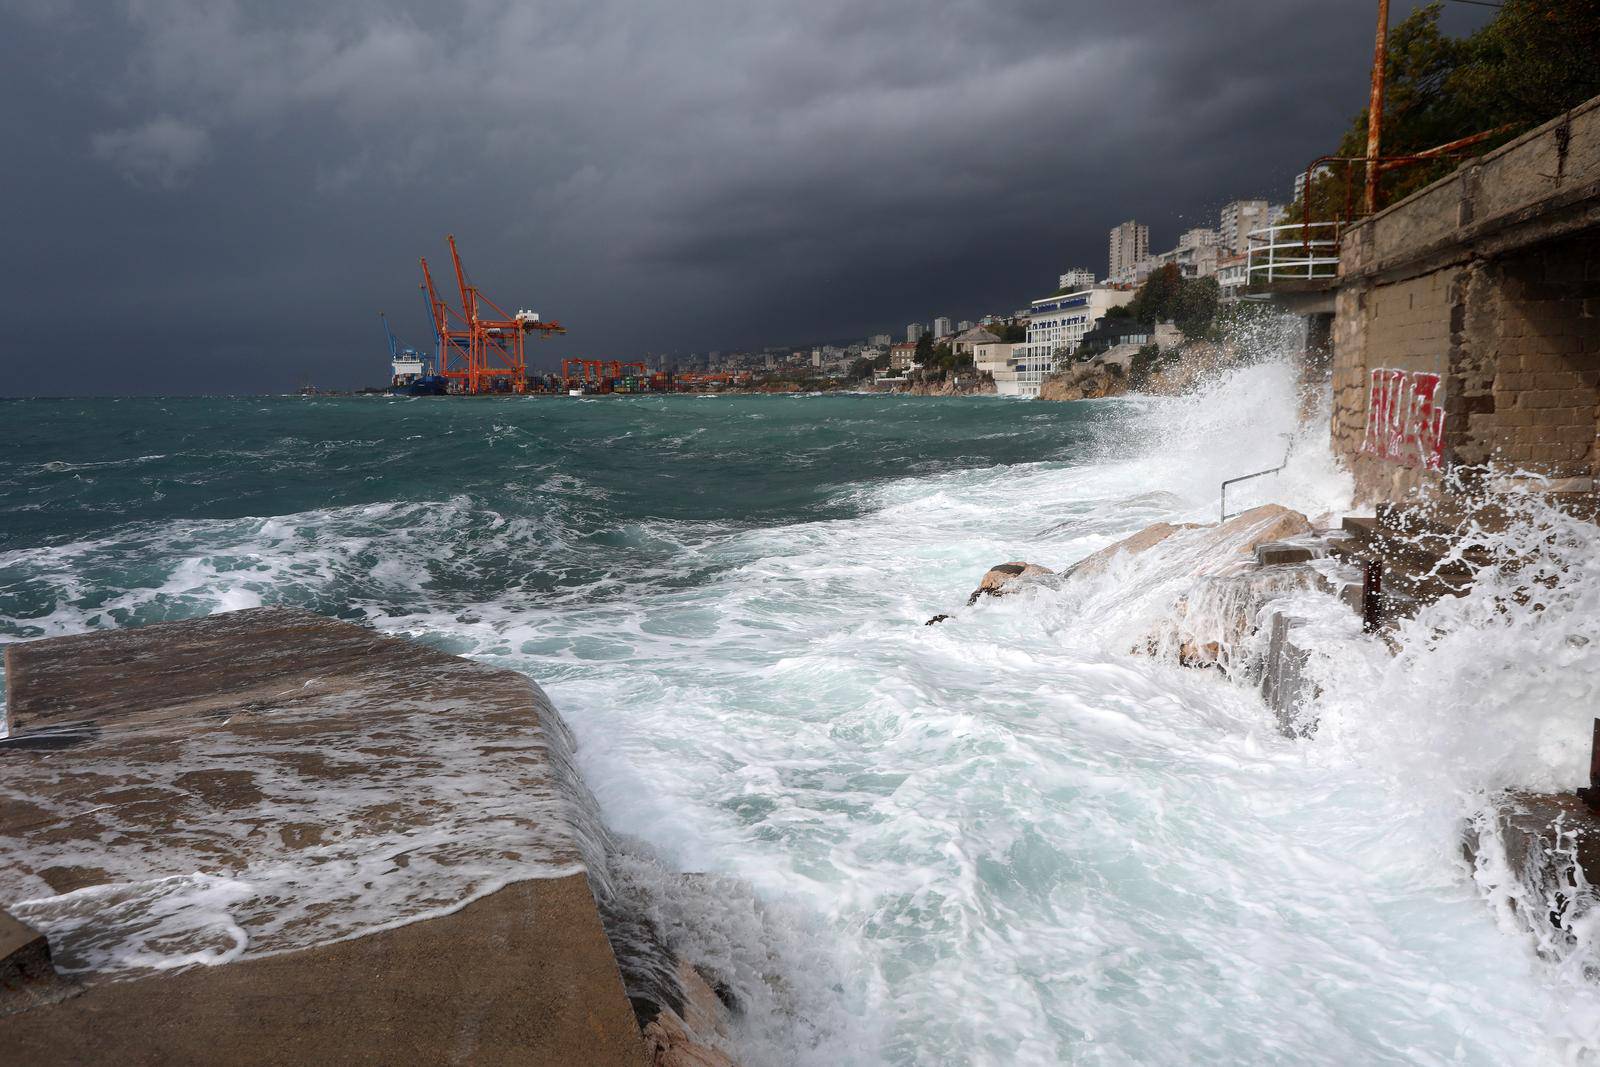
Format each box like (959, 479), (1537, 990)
(419, 235), (565, 394)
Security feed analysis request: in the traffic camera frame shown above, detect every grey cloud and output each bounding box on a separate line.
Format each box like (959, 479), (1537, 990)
(1, 0), (1494, 394)
(91, 116), (211, 188)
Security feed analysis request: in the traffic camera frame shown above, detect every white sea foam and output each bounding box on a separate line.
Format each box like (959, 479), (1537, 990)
(3, 362), (1596, 1063)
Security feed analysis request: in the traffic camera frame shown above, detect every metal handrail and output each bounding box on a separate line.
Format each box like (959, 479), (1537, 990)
(1220, 436), (1292, 522)
(1246, 223), (1341, 282)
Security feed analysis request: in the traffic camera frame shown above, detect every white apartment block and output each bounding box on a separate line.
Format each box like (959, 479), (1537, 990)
(1150, 228), (1222, 280)
(1000, 287), (1135, 397)
(1293, 164), (1333, 203)
(933, 316), (953, 339)
(1218, 200), (1270, 255)
(1058, 268), (1097, 291)
(907, 323), (924, 343)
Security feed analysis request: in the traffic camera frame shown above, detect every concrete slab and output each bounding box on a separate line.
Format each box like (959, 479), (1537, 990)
(0, 608), (647, 1065)
(0, 876), (646, 1066)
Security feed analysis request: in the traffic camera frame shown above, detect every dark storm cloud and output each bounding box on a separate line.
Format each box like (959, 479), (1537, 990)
(0, 0), (1488, 394)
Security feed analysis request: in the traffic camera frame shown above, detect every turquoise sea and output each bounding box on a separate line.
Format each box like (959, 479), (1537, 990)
(4, 382), (1595, 1065)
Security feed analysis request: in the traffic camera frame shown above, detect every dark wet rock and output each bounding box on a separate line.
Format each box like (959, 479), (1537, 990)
(0, 911), (77, 1017)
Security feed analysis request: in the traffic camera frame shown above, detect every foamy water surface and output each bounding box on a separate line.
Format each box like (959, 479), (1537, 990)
(3, 365), (1598, 1065)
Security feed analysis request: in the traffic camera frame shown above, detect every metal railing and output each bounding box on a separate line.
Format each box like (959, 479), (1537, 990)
(1245, 222), (1342, 283)
(1220, 436), (1293, 522)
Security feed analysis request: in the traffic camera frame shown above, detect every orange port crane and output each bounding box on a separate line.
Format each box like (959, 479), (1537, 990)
(420, 235), (565, 394)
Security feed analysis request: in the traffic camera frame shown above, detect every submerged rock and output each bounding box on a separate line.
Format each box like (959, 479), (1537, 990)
(643, 958), (739, 1067)
(966, 562), (1055, 605)
(1064, 505), (1311, 581)
(1064, 522), (1203, 579)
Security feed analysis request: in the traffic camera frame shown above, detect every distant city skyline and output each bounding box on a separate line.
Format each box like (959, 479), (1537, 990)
(3, 1), (1492, 394)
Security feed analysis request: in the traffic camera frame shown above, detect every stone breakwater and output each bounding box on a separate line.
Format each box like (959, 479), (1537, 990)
(0, 608), (736, 1066)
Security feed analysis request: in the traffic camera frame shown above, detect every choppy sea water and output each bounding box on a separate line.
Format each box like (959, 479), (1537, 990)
(4, 370), (1599, 1065)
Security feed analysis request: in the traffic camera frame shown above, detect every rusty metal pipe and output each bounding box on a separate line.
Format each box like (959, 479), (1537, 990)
(1365, 0), (1390, 215)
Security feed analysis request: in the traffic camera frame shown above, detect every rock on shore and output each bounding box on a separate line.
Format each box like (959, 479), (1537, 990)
(1039, 364), (1127, 402)
(965, 561), (1055, 605)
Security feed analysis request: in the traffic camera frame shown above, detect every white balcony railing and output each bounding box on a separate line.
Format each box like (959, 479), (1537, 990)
(1245, 222), (1341, 283)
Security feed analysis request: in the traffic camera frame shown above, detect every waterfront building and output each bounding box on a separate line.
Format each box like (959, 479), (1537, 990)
(972, 339), (1019, 389)
(1002, 287), (1135, 396)
(933, 317), (953, 339)
(907, 323), (924, 343)
(889, 342), (918, 370)
(1218, 200), (1270, 255)
(1108, 220), (1149, 284)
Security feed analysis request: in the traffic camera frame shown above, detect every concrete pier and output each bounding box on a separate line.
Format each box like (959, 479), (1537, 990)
(0, 608), (648, 1065)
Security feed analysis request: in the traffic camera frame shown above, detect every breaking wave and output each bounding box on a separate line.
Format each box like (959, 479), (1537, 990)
(3, 373), (1598, 1063)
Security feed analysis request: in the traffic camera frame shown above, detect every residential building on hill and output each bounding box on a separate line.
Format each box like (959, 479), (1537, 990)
(1001, 286), (1135, 396)
(972, 338), (1019, 390)
(1108, 220), (1149, 284)
(1151, 227), (1222, 279)
(1218, 200), (1271, 255)
(1216, 253), (1249, 300)
(1293, 163), (1333, 202)
(933, 316), (953, 339)
(952, 326), (1001, 357)
(1058, 268), (1097, 292)
(889, 342), (919, 370)
(906, 323), (924, 343)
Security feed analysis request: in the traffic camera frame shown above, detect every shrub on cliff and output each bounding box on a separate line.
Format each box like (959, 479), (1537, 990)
(1129, 345), (1164, 387)
(1122, 265), (1220, 340)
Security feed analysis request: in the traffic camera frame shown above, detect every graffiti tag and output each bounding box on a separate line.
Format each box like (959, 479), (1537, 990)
(1360, 368), (1445, 470)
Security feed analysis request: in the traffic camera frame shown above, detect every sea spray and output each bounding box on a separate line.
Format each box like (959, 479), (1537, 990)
(3, 380), (1597, 1064)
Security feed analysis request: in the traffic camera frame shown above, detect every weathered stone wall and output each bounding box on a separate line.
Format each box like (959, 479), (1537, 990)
(1460, 237), (1600, 481)
(1331, 94), (1600, 505)
(1331, 269), (1462, 500)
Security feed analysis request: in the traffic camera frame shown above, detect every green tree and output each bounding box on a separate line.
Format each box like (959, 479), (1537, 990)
(1173, 277), (1220, 339)
(914, 331), (934, 365)
(1129, 264), (1184, 323)
(1455, 0), (1600, 133)
(1296, 1), (1600, 222)
(1129, 344), (1163, 388)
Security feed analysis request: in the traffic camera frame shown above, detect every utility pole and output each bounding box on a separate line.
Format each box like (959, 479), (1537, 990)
(1365, 0), (1391, 215)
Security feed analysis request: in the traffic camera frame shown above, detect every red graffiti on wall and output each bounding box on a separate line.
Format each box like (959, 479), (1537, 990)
(1360, 368), (1445, 470)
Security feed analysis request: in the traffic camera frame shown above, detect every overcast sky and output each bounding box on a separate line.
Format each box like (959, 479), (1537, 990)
(2, 0), (1490, 395)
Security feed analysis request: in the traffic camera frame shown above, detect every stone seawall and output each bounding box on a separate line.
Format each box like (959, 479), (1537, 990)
(1331, 94), (1600, 504)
